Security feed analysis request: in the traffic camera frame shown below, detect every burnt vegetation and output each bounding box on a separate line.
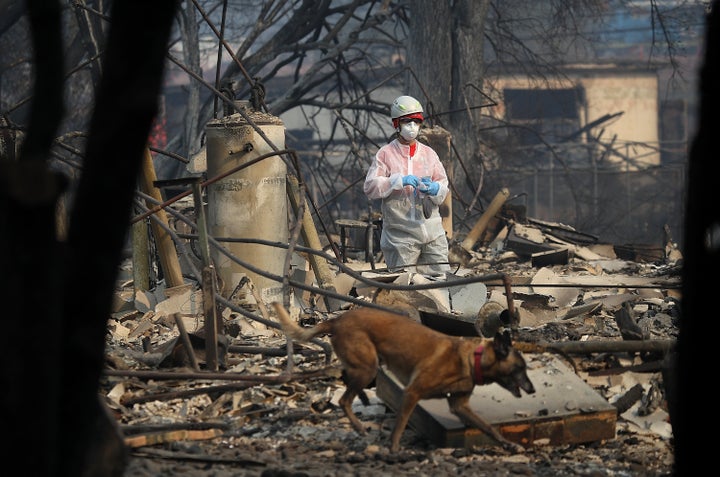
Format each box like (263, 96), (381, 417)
(0, 1), (709, 475)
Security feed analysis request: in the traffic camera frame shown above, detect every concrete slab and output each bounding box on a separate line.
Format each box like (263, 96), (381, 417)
(447, 276), (487, 318)
(529, 267), (580, 308)
(376, 355), (617, 449)
(409, 273), (451, 312)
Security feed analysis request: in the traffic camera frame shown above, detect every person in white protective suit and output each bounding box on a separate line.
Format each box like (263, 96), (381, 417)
(363, 95), (450, 275)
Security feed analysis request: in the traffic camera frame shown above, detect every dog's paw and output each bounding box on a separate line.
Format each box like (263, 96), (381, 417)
(502, 441), (525, 454)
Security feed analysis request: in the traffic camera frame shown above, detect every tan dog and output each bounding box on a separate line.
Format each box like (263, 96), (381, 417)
(272, 303), (536, 453)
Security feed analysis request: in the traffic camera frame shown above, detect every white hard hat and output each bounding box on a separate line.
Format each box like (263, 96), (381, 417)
(390, 95), (423, 120)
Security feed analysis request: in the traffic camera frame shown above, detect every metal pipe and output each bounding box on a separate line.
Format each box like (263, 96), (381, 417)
(104, 367), (332, 382)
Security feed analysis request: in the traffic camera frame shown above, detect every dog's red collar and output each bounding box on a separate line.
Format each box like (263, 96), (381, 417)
(473, 345), (484, 384)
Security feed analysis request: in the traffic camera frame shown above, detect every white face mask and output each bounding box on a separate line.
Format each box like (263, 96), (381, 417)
(399, 121), (420, 141)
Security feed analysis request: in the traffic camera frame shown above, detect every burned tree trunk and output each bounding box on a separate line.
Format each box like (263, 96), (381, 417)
(0, 1), (180, 476)
(676, 1), (718, 474)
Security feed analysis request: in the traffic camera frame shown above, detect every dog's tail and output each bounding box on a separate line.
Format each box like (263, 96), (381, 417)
(272, 302), (328, 342)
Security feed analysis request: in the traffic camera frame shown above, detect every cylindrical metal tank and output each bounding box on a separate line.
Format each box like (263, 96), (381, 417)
(205, 107), (287, 305)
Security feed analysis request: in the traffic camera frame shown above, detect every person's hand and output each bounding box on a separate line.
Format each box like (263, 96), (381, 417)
(402, 175), (420, 188)
(421, 177), (440, 196)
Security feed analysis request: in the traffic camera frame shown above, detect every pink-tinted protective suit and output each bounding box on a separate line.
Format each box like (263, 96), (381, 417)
(363, 138), (450, 274)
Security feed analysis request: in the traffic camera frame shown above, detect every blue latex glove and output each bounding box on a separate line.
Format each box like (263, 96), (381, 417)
(421, 177), (440, 196)
(402, 175), (420, 188)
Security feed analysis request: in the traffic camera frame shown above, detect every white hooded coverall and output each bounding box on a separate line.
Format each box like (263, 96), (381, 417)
(363, 138), (450, 274)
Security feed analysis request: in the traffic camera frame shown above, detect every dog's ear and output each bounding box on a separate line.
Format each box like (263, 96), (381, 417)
(499, 309), (520, 327)
(493, 330), (513, 359)
(499, 309), (512, 326)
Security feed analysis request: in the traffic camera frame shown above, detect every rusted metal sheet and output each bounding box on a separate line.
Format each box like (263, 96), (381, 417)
(531, 248), (570, 268)
(376, 355), (617, 448)
(613, 243), (665, 262)
(418, 306), (479, 336)
(505, 226), (556, 257)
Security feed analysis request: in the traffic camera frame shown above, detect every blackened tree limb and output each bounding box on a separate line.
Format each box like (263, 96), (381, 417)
(55, 1), (181, 476)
